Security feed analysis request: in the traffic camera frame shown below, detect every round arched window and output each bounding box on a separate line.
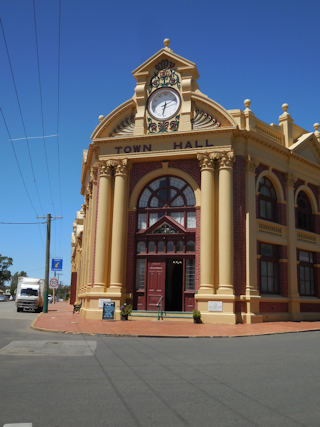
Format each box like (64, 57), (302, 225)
(297, 191), (313, 231)
(258, 177), (277, 222)
(137, 176), (196, 230)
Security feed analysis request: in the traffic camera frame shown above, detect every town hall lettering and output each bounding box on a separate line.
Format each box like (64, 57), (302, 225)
(114, 139), (213, 154)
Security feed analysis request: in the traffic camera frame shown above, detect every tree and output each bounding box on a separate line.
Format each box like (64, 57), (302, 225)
(0, 255), (13, 291)
(10, 271), (27, 295)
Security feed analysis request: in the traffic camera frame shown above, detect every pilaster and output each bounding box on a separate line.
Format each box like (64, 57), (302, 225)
(286, 173), (300, 319)
(246, 156), (259, 296)
(279, 103), (294, 147)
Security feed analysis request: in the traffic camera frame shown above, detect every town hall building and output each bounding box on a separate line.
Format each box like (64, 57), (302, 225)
(70, 39), (320, 323)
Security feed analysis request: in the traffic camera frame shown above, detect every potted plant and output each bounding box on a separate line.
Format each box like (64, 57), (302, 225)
(120, 303), (132, 320)
(192, 309), (202, 324)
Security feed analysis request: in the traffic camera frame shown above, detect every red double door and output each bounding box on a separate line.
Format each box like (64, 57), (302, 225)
(146, 261), (165, 311)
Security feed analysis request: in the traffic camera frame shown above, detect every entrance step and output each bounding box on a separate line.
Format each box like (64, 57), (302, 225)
(131, 310), (193, 321)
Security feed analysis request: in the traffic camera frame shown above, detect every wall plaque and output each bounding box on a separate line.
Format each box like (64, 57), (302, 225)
(208, 301), (223, 312)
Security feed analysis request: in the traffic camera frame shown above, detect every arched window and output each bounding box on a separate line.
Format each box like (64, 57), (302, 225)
(258, 177), (277, 222)
(135, 176), (196, 256)
(137, 176), (196, 229)
(296, 191), (313, 231)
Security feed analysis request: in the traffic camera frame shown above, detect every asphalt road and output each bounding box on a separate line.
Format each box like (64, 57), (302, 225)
(0, 301), (320, 427)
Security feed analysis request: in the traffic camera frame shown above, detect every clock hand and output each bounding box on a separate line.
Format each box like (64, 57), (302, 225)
(162, 102), (167, 116)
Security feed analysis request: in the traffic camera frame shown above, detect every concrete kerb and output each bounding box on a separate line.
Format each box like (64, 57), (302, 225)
(30, 312), (320, 339)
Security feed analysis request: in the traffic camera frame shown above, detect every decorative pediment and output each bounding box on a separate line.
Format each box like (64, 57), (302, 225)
(109, 114), (135, 137)
(141, 215), (185, 235)
(192, 108), (221, 130)
(152, 222), (178, 234)
(91, 99), (136, 139)
(191, 94), (237, 128)
(290, 133), (320, 165)
(91, 40), (236, 141)
(132, 45), (199, 81)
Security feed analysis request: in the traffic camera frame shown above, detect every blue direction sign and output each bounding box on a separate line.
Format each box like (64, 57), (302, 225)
(51, 258), (63, 271)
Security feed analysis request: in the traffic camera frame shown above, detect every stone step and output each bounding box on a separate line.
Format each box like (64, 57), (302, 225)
(131, 310), (193, 320)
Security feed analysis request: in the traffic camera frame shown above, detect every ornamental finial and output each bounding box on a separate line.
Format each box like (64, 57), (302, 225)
(244, 99), (251, 111)
(282, 103), (289, 113)
(314, 123), (320, 142)
(163, 38), (171, 50)
(98, 115), (104, 122)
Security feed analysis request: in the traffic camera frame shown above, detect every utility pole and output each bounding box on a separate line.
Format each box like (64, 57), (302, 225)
(38, 214), (63, 313)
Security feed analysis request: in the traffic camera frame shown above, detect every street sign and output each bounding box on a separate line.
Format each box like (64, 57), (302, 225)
(51, 258), (63, 271)
(49, 277), (59, 289)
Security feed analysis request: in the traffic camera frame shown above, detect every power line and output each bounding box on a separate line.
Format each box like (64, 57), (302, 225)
(10, 134), (58, 141)
(0, 107), (39, 217)
(54, 0), (63, 260)
(56, 0), (63, 217)
(0, 17), (44, 215)
(32, 0), (56, 215)
(0, 221), (46, 224)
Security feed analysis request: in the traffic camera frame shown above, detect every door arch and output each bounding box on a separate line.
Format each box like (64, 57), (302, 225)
(134, 176), (196, 311)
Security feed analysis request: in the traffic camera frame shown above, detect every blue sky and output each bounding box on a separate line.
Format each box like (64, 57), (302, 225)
(0, 0), (319, 285)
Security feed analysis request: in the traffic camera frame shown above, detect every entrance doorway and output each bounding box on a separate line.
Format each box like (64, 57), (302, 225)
(134, 175), (197, 312)
(165, 259), (183, 311)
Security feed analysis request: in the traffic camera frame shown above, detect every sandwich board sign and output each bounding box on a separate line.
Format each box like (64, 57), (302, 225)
(102, 302), (115, 320)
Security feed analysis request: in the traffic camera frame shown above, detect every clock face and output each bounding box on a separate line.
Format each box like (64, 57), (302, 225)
(148, 88), (181, 121)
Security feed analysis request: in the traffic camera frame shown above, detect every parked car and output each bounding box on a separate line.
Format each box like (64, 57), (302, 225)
(0, 295), (7, 302)
(48, 295), (53, 304)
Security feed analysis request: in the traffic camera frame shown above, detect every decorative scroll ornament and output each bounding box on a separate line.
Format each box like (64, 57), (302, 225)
(88, 180), (93, 198)
(109, 114), (135, 137)
(192, 109), (221, 130)
(197, 153), (214, 171)
(148, 61), (180, 94)
(90, 165), (98, 184)
(246, 155), (258, 174)
(114, 159), (128, 176)
(147, 115), (180, 133)
(286, 173), (296, 188)
(216, 151), (234, 169)
(99, 161), (113, 178)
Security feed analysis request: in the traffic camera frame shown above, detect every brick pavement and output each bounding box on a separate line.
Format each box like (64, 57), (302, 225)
(31, 302), (320, 338)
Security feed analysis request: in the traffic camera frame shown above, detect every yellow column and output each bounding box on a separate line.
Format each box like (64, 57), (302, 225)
(93, 161), (113, 290)
(216, 151), (234, 295)
(109, 159), (128, 302)
(287, 173), (299, 318)
(197, 153), (214, 293)
(87, 167), (98, 287)
(80, 202), (88, 296)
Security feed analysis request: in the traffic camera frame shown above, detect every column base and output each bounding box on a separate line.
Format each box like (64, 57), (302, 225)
(289, 300), (301, 320)
(216, 286), (234, 295)
(201, 312), (238, 325)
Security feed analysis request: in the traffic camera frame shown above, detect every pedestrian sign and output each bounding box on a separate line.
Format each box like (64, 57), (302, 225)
(51, 258), (63, 271)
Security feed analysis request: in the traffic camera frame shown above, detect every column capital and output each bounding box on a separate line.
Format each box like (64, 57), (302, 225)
(88, 180), (93, 198)
(286, 173), (296, 188)
(90, 165), (98, 184)
(197, 152), (214, 171)
(98, 160), (113, 178)
(215, 151), (234, 169)
(113, 159), (128, 176)
(246, 155), (258, 175)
